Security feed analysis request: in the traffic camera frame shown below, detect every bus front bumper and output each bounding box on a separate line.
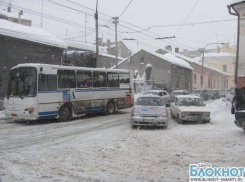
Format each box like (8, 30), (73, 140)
(4, 110), (38, 120)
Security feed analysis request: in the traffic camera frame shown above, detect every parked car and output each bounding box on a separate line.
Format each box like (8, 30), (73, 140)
(192, 89), (209, 101)
(170, 95), (211, 124)
(131, 95), (169, 128)
(208, 89), (220, 99)
(220, 89), (231, 98)
(170, 90), (190, 101)
(144, 90), (171, 106)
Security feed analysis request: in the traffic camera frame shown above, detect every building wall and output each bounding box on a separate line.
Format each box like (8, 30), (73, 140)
(99, 56), (123, 68)
(0, 35), (64, 99)
(108, 42), (131, 58)
(117, 50), (192, 92)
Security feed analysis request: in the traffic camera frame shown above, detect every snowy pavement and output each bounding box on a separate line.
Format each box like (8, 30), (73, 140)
(0, 99), (245, 182)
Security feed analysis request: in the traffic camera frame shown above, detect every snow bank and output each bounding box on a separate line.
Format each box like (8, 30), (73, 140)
(0, 111), (5, 120)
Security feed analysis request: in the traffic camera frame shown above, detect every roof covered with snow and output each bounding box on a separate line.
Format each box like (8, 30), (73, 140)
(0, 9), (31, 21)
(177, 54), (231, 76)
(140, 49), (193, 70)
(64, 40), (108, 53)
(0, 19), (67, 49)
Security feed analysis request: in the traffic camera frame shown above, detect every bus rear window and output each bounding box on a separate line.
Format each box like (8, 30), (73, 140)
(120, 73), (130, 84)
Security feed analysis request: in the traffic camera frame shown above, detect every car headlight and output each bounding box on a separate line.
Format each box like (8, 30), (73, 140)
(205, 112), (210, 117)
(132, 112), (141, 117)
(158, 112), (168, 118)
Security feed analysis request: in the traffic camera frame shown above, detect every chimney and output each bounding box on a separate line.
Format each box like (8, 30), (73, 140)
(165, 45), (172, 52)
(175, 47), (179, 54)
(217, 46), (220, 53)
(107, 39), (110, 50)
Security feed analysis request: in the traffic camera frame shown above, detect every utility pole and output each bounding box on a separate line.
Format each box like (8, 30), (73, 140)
(41, 0), (43, 28)
(95, 0), (99, 68)
(112, 17), (119, 68)
(85, 13), (87, 43)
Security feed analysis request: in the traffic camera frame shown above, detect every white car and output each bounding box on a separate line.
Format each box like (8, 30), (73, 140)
(144, 90), (171, 107)
(170, 95), (211, 124)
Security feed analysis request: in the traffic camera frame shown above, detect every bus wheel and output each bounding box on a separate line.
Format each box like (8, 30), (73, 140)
(59, 106), (71, 122)
(106, 101), (115, 115)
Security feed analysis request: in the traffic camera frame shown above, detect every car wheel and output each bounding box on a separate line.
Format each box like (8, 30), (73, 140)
(59, 106), (71, 122)
(106, 101), (115, 115)
(177, 115), (183, 124)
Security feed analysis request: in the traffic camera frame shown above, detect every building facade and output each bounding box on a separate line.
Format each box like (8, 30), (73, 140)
(116, 49), (193, 93)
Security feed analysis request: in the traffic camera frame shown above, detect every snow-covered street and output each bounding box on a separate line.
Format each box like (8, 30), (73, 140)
(0, 99), (245, 182)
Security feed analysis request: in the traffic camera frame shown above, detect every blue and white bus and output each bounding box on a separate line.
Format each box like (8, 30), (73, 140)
(4, 64), (134, 121)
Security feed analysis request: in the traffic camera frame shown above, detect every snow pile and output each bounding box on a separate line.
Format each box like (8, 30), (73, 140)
(0, 19), (67, 49)
(0, 111), (5, 120)
(206, 99), (233, 122)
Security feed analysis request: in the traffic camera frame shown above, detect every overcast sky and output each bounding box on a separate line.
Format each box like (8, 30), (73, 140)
(1, 0), (238, 53)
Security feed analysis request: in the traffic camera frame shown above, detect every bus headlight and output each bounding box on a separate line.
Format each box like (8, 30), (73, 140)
(25, 107), (35, 114)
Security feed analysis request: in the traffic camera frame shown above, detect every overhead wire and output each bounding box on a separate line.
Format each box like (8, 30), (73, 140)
(118, 0), (132, 18)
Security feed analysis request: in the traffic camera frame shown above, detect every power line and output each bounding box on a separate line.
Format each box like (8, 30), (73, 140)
(119, 0), (132, 18)
(174, 0), (200, 36)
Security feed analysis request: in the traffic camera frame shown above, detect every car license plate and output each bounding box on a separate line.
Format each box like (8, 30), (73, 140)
(144, 119), (153, 122)
(11, 113), (17, 117)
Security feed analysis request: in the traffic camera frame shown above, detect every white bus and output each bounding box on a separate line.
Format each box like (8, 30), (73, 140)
(4, 64), (134, 121)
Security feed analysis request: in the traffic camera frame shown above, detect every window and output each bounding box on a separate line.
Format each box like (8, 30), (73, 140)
(107, 72), (119, 87)
(194, 74), (197, 83)
(120, 73), (130, 84)
(93, 72), (106, 87)
(158, 92), (163, 96)
(77, 71), (92, 88)
(185, 78), (188, 89)
(223, 65), (227, 72)
(140, 57), (144, 64)
(162, 91), (168, 95)
(176, 76), (179, 89)
(39, 75), (57, 91)
(58, 70), (76, 88)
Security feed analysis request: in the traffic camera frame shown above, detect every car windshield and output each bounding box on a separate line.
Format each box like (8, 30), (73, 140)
(8, 67), (37, 98)
(178, 98), (203, 106)
(136, 97), (163, 106)
(144, 92), (158, 95)
(171, 91), (182, 96)
(192, 90), (202, 94)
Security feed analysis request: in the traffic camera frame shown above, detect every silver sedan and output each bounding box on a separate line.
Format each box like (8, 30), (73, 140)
(131, 95), (169, 128)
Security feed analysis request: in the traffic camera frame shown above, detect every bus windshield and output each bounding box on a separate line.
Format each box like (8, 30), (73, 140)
(8, 67), (37, 98)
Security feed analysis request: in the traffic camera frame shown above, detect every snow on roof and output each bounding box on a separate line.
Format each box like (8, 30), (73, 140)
(177, 54), (231, 76)
(0, 19), (67, 49)
(0, 9), (31, 21)
(230, 0), (245, 5)
(100, 52), (124, 60)
(64, 40), (108, 53)
(201, 52), (235, 58)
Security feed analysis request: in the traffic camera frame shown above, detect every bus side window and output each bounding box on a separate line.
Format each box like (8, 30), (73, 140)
(77, 71), (92, 88)
(107, 72), (119, 87)
(58, 70), (76, 89)
(39, 75), (57, 91)
(93, 72), (106, 88)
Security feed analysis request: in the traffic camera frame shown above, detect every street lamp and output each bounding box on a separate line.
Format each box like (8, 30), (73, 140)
(201, 43), (224, 89)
